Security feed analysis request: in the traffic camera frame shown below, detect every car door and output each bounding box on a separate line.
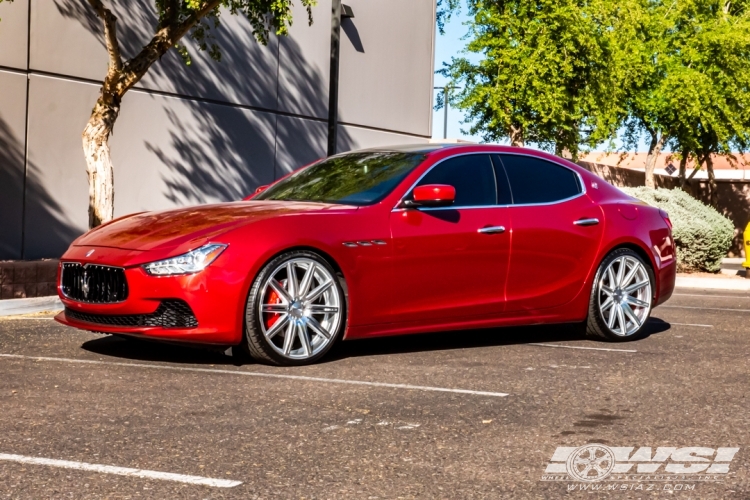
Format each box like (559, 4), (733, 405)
(389, 154), (512, 323)
(496, 154), (604, 312)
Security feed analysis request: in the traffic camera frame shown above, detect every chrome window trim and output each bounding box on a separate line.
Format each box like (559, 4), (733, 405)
(392, 151), (587, 212)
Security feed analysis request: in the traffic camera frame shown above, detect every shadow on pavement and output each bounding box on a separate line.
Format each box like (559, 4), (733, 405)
(80, 318), (672, 366)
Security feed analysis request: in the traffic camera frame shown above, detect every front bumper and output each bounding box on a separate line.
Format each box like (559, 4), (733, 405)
(55, 255), (248, 345)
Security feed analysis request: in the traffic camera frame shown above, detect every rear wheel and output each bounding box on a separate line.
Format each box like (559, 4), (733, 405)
(243, 250), (346, 365)
(586, 248), (654, 341)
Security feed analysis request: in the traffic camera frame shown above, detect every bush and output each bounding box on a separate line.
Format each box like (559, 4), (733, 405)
(620, 187), (733, 273)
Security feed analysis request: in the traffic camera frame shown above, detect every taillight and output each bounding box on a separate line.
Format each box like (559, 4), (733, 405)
(659, 209), (672, 231)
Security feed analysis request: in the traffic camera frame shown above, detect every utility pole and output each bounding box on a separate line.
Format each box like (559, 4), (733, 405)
(327, 1), (354, 156)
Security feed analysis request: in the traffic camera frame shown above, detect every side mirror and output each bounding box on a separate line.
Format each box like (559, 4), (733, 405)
(243, 185), (269, 201)
(408, 184), (456, 208)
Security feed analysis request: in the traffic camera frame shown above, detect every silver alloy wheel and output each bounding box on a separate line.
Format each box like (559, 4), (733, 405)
(597, 255), (652, 336)
(255, 258), (341, 360)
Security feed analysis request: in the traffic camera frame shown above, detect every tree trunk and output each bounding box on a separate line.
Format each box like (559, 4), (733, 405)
(644, 131), (665, 189)
(705, 152), (717, 206)
(82, 95), (120, 228)
(509, 124), (524, 147)
(678, 150), (688, 188)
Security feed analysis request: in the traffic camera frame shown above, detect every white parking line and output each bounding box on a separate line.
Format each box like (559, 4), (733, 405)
(0, 353), (509, 398)
(673, 293), (750, 299)
(0, 453), (241, 488)
(659, 305), (750, 313)
(530, 343), (637, 353)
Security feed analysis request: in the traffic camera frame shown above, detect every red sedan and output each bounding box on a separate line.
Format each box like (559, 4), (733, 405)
(55, 145), (676, 365)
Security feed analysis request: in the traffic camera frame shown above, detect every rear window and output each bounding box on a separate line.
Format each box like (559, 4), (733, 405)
(497, 154), (581, 204)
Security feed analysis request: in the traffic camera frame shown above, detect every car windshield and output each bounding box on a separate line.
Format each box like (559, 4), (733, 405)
(254, 151), (426, 205)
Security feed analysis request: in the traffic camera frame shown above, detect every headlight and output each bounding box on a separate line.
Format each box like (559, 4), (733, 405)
(142, 243), (227, 276)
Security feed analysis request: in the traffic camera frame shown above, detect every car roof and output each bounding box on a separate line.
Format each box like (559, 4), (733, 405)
(350, 143), (471, 154)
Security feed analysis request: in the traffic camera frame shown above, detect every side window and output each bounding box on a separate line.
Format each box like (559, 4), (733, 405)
(498, 154), (582, 204)
(415, 155), (496, 206)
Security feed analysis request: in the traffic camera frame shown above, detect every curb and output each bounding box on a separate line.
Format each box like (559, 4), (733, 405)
(0, 296), (63, 317)
(675, 277), (750, 291)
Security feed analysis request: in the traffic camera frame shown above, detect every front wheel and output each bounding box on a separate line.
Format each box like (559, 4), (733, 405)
(586, 248), (654, 341)
(243, 250), (346, 365)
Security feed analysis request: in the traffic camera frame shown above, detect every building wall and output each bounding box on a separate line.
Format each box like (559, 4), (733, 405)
(0, 0), (435, 259)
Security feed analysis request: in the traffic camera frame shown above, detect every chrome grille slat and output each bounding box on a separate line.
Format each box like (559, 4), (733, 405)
(61, 263), (128, 304)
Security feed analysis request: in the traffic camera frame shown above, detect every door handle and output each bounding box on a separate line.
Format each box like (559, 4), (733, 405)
(478, 226), (506, 234)
(574, 218), (600, 226)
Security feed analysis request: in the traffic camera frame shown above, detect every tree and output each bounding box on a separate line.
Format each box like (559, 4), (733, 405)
(621, 0), (676, 188)
(623, 0), (750, 194)
(439, 0), (638, 159)
(0, 0), (313, 228)
(665, 0), (750, 203)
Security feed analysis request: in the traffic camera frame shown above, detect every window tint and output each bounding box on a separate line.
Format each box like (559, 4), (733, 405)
(498, 154), (581, 204)
(415, 155), (496, 206)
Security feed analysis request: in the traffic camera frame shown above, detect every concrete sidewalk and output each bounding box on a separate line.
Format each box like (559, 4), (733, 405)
(0, 296), (62, 317)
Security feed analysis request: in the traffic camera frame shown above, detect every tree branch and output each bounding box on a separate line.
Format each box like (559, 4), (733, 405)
(171, 0), (223, 43)
(117, 0), (222, 95)
(86, 0), (123, 73)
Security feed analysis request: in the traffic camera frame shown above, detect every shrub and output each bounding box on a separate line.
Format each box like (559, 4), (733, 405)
(620, 187), (733, 273)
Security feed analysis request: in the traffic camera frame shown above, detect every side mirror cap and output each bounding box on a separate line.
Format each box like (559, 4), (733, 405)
(243, 185), (270, 201)
(407, 184), (456, 208)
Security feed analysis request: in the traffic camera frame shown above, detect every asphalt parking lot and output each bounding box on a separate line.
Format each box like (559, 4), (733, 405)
(0, 290), (748, 499)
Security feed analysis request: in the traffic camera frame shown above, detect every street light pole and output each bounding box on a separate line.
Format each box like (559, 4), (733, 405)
(327, 1), (354, 157)
(434, 85), (458, 139)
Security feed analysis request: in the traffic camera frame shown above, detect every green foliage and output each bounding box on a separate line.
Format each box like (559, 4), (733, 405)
(440, 0), (636, 158)
(153, 0), (315, 65)
(622, 187), (733, 273)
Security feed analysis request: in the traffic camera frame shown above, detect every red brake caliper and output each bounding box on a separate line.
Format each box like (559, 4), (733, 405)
(265, 289), (282, 329)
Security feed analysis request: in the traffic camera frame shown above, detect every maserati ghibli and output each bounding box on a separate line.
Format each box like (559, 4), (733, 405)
(55, 144), (676, 365)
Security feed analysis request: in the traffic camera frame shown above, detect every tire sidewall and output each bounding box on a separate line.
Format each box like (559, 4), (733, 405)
(589, 248), (655, 342)
(244, 250), (347, 365)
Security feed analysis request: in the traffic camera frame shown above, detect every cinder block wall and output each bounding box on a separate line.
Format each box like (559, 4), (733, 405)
(0, 0), (437, 260)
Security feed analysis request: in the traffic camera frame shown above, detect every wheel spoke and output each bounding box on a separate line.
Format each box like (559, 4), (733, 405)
(621, 302), (641, 329)
(286, 262), (298, 298)
(616, 303), (627, 334)
(606, 266), (617, 288)
(306, 317), (332, 339)
(268, 279), (292, 304)
(297, 322), (312, 356)
(621, 260), (640, 288)
(626, 296), (650, 308)
(265, 314), (289, 340)
(282, 320), (295, 355)
(606, 306), (617, 328)
(298, 263), (316, 298)
(262, 304), (288, 313)
(624, 280), (649, 294)
(305, 280), (333, 303)
(600, 296), (615, 312)
(615, 257), (626, 286)
(601, 285), (614, 296)
(308, 304), (339, 314)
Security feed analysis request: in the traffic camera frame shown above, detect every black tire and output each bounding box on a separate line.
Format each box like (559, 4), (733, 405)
(242, 250), (347, 366)
(586, 248), (655, 342)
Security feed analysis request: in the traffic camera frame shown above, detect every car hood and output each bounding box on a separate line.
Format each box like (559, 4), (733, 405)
(73, 201), (354, 252)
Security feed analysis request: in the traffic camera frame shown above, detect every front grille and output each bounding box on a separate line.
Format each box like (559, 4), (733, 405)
(61, 263), (128, 303)
(65, 300), (198, 329)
